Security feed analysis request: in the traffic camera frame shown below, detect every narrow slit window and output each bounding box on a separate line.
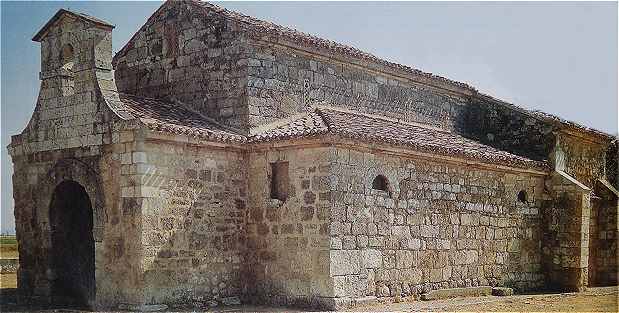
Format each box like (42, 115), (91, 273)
(372, 175), (389, 192)
(517, 190), (528, 204)
(270, 162), (289, 201)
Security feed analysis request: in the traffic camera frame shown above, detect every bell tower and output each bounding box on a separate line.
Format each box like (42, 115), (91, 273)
(15, 9), (119, 153)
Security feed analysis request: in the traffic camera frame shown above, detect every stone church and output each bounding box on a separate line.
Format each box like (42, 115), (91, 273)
(8, 0), (618, 310)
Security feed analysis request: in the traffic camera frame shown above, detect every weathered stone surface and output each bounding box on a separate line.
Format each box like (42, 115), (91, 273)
(362, 249), (383, 269)
(330, 250), (361, 276)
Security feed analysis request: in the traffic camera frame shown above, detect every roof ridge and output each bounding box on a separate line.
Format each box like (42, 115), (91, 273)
(112, 1), (170, 64)
(33, 8), (115, 42)
(477, 92), (613, 139)
(119, 92), (245, 136)
(249, 111), (315, 135)
(167, 98), (246, 136)
(312, 105), (450, 134)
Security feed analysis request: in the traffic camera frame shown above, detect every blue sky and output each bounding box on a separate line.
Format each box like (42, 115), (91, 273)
(1, 1), (617, 234)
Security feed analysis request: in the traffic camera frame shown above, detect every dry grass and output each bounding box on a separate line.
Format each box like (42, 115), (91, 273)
(0, 273), (17, 289)
(453, 290), (619, 312)
(0, 235), (18, 259)
(0, 246), (18, 259)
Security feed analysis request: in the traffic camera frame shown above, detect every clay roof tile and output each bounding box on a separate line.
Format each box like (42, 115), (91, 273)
(250, 106), (549, 171)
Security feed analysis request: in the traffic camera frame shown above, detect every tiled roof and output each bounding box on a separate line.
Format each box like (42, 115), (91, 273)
(110, 93), (245, 142)
(33, 9), (114, 42)
(530, 110), (613, 139)
(104, 92), (547, 169)
(250, 106), (549, 170)
(250, 112), (329, 141)
(478, 93), (614, 140)
(113, 1), (610, 140)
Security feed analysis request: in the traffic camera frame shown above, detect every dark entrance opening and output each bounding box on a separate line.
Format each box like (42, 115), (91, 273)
(49, 180), (95, 307)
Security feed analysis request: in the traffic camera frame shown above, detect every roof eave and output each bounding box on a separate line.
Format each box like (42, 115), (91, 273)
(32, 8), (115, 42)
(475, 92), (614, 143)
(142, 127), (246, 150)
(249, 133), (549, 175)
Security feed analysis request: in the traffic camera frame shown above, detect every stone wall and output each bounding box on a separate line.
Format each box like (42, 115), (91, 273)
(113, 1), (475, 134)
(8, 143), (143, 307)
(462, 96), (555, 162)
(326, 146), (545, 302)
(245, 147), (332, 308)
(13, 3), (617, 310)
(541, 171), (591, 291)
(588, 182), (618, 286)
(137, 134), (247, 305)
(113, 0), (250, 130)
(556, 133), (607, 189)
(245, 43), (469, 132)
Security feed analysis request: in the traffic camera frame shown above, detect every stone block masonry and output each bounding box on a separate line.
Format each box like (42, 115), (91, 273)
(244, 44), (469, 132)
(8, 11), (146, 308)
(326, 147), (545, 302)
(244, 147), (332, 308)
(137, 138), (248, 304)
(113, 0), (250, 130)
(9, 1), (618, 310)
(588, 179), (618, 287)
(542, 171), (592, 291)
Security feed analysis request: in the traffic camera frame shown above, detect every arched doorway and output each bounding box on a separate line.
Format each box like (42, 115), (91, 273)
(49, 180), (95, 307)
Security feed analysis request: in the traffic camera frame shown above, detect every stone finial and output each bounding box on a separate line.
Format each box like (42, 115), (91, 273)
(551, 134), (566, 171)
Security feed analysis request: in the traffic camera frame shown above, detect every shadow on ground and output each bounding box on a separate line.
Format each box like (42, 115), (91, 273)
(1, 286), (617, 312)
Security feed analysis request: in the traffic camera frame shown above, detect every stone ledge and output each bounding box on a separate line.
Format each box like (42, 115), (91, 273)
(118, 304), (168, 312)
(314, 296), (380, 310)
(353, 296), (378, 306)
(421, 286), (492, 301)
(492, 287), (514, 296)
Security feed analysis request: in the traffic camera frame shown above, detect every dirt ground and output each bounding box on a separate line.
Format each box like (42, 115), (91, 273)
(0, 235), (19, 290)
(0, 238), (18, 260)
(0, 273), (17, 289)
(0, 286), (617, 312)
(353, 286), (618, 312)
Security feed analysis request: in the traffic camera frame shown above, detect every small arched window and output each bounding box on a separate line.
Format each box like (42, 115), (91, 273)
(517, 190), (528, 204)
(61, 44), (74, 71)
(372, 175), (389, 192)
